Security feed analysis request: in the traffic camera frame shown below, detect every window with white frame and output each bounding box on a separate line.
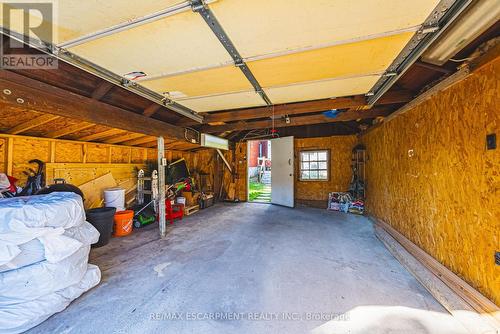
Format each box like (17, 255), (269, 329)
(300, 150), (329, 181)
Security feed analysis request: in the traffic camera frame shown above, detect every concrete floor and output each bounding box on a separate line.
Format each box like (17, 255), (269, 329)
(28, 203), (468, 334)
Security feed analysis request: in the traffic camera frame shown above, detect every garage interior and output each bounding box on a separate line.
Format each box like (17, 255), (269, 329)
(0, 0), (498, 333)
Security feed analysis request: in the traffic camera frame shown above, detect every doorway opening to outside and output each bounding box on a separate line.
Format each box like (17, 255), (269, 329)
(247, 140), (271, 203)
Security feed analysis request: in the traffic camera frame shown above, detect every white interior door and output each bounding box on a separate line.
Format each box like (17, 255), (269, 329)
(270, 136), (294, 207)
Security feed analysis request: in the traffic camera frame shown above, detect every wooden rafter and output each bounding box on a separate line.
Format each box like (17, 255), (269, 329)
(0, 70), (186, 140)
(141, 138), (177, 148)
(121, 136), (157, 146)
(45, 122), (94, 139)
(199, 90), (411, 124)
(103, 133), (144, 144)
(76, 128), (125, 142)
(6, 114), (60, 134)
(201, 108), (391, 133)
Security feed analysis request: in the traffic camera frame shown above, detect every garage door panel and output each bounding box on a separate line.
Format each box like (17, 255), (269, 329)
(264, 76), (380, 104)
(140, 66), (253, 98)
(177, 91), (267, 112)
(56, 0), (184, 44)
(248, 32), (413, 88)
(68, 11), (232, 77)
(210, 0), (440, 58)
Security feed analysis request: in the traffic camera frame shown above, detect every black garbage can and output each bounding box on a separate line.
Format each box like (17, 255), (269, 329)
(86, 207), (116, 248)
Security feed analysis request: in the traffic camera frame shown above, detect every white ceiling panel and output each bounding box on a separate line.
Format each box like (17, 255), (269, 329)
(68, 10), (232, 77)
(264, 76), (380, 105)
(0, 1), (187, 44)
(177, 91), (267, 112)
(210, 0), (440, 58)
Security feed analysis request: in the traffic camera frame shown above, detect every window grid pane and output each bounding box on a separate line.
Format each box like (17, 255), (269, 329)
(300, 150), (328, 180)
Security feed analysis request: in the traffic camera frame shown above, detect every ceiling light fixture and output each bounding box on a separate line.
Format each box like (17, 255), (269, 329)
(422, 0), (500, 65)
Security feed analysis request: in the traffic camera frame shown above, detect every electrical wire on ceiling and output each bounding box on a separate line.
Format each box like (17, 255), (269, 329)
(239, 128), (278, 142)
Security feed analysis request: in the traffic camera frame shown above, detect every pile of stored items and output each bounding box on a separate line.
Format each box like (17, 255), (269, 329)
(327, 192), (365, 215)
(0, 192), (101, 333)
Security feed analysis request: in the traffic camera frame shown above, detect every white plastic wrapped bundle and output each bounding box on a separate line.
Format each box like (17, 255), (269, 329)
(0, 245), (90, 305)
(0, 221), (99, 273)
(0, 193), (102, 333)
(0, 193), (87, 266)
(0, 192), (85, 229)
(0, 264), (101, 334)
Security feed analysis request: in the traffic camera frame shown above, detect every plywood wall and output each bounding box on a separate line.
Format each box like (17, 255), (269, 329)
(0, 134), (207, 191)
(361, 58), (500, 305)
(295, 136), (357, 207)
(218, 142), (247, 201)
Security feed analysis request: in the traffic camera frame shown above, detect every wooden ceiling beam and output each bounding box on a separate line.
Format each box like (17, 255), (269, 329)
(46, 122), (95, 138)
(201, 90), (411, 124)
(76, 128), (125, 141)
(201, 108), (391, 133)
(6, 114), (60, 134)
(143, 103), (163, 117)
(91, 81), (114, 100)
(0, 70), (186, 140)
(414, 61), (453, 74)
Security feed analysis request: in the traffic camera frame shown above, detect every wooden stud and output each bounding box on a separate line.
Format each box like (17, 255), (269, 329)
(6, 137), (14, 175)
(82, 143), (88, 163)
(50, 141), (56, 163)
(76, 128), (125, 142)
(6, 114), (60, 135)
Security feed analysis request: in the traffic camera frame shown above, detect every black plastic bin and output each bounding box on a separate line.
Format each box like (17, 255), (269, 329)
(86, 207), (116, 248)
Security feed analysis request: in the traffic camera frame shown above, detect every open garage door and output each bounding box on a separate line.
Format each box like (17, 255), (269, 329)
(271, 136), (294, 207)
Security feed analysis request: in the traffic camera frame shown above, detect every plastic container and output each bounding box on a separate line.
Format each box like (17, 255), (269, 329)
(86, 207), (116, 247)
(104, 187), (125, 211)
(113, 210), (134, 237)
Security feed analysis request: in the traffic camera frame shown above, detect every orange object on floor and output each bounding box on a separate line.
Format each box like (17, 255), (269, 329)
(113, 210), (134, 237)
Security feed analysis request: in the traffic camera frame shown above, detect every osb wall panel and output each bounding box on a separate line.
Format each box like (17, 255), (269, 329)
(362, 59), (500, 304)
(0, 134), (156, 186)
(11, 138), (50, 183)
(47, 163), (143, 186)
(55, 142), (83, 163)
(295, 136), (356, 205)
(110, 146), (131, 164)
(87, 144), (110, 163)
(131, 147), (147, 164)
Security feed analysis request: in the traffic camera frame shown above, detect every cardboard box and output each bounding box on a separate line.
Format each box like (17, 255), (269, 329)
(182, 191), (200, 206)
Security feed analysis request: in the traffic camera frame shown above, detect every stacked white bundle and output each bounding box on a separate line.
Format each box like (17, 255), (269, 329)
(0, 192), (102, 334)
